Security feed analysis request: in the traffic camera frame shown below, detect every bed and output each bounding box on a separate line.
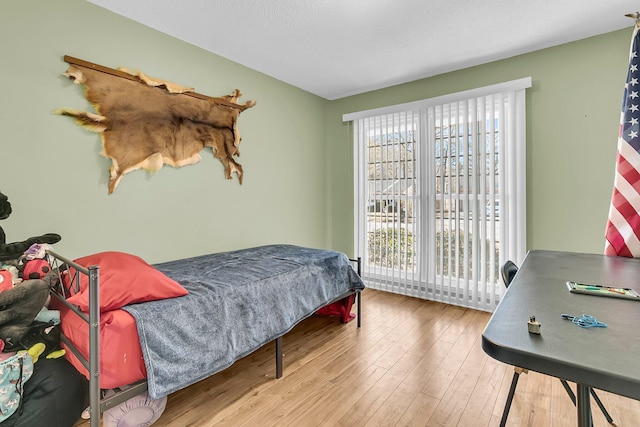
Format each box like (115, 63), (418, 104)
(46, 244), (364, 427)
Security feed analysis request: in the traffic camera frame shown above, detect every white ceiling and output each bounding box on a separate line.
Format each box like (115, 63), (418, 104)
(87, 0), (638, 100)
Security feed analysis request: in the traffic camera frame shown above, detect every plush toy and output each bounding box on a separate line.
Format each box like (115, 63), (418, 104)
(0, 277), (51, 350)
(0, 272), (65, 360)
(19, 321), (65, 361)
(0, 190), (61, 262)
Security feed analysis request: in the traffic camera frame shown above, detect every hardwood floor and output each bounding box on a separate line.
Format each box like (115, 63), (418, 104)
(77, 288), (640, 426)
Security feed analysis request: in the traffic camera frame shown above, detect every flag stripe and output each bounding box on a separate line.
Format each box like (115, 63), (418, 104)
(618, 141), (640, 191)
(606, 206), (640, 256)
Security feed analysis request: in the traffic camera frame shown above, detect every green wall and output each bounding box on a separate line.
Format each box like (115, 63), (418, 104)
(0, 0), (329, 263)
(1, 0), (633, 262)
(327, 28), (633, 256)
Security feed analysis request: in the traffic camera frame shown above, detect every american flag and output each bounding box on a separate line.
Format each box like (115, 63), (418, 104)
(605, 24), (640, 257)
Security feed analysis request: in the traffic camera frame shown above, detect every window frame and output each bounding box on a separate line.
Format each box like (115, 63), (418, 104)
(344, 78), (531, 311)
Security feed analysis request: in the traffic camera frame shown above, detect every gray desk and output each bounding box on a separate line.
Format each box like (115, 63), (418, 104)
(482, 250), (640, 427)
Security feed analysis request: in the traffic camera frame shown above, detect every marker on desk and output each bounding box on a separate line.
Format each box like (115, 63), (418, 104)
(584, 285), (626, 294)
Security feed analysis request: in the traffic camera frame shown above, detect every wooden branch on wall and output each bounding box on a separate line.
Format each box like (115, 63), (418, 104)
(63, 55), (253, 111)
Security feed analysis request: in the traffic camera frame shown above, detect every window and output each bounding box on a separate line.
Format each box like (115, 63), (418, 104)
(344, 78), (530, 311)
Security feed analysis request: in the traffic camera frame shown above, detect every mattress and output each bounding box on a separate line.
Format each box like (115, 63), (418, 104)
(52, 300), (146, 389)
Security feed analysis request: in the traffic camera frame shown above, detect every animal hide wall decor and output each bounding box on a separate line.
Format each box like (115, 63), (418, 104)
(56, 56), (256, 194)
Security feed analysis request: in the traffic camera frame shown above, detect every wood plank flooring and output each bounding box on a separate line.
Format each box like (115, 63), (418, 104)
(76, 288), (640, 426)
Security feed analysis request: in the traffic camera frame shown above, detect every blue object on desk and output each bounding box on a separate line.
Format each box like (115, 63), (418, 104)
(561, 313), (607, 328)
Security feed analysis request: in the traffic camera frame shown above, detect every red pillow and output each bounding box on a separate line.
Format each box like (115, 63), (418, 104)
(65, 251), (188, 312)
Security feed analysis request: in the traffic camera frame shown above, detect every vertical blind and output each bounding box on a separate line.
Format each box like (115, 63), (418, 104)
(345, 78), (530, 311)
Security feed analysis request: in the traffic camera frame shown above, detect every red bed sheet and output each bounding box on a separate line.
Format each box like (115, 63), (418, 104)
(51, 300), (147, 389)
(315, 294), (356, 322)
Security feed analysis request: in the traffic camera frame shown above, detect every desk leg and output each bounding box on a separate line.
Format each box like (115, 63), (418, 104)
(576, 384), (593, 427)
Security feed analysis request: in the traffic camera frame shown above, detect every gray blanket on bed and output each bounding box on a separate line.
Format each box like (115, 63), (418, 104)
(122, 244), (364, 399)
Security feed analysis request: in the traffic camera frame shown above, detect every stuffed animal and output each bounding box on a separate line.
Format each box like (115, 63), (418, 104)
(0, 277), (52, 350)
(0, 271), (64, 359)
(0, 190), (61, 262)
(19, 321), (65, 361)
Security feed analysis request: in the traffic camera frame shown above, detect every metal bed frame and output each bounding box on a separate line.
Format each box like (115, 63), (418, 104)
(46, 250), (362, 427)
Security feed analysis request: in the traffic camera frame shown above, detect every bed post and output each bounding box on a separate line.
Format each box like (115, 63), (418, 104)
(357, 290), (361, 328)
(88, 265), (100, 427)
(354, 257), (362, 328)
(275, 336), (283, 378)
